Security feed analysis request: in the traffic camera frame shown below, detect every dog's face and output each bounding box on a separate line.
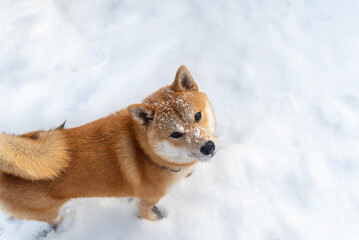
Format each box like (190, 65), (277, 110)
(128, 65), (217, 165)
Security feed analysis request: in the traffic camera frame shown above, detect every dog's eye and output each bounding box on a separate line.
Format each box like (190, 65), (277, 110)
(195, 112), (202, 122)
(170, 132), (183, 138)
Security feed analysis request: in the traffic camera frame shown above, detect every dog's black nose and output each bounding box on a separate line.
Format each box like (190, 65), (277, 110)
(200, 141), (215, 155)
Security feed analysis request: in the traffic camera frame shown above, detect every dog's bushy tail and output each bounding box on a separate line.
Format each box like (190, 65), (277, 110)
(0, 130), (70, 180)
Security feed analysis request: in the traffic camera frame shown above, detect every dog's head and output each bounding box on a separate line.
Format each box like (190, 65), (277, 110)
(128, 65), (217, 167)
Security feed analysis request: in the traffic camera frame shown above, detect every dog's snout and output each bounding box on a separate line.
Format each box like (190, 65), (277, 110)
(200, 141), (215, 156)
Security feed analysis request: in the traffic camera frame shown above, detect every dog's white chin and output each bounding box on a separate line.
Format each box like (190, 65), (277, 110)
(154, 141), (198, 164)
(196, 152), (216, 162)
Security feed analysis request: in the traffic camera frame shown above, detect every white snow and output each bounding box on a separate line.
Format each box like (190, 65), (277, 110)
(1, 0), (359, 239)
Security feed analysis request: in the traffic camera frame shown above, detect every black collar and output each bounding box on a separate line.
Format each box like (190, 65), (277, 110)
(162, 166), (181, 172)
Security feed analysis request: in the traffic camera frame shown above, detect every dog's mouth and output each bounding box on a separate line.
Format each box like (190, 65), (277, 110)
(195, 151), (216, 162)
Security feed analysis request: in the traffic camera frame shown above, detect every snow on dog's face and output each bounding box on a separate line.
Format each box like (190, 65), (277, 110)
(128, 65), (217, 165)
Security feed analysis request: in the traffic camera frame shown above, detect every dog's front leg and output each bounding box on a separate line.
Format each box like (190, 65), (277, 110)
(137, 199), (165, 220)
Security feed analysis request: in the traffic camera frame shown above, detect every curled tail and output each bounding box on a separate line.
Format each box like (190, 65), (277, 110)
(0, 130), (70, 180)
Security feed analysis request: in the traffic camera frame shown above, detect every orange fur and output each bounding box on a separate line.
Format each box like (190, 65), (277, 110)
(0, 130), (70, 180)
(0, 65), (217, 225)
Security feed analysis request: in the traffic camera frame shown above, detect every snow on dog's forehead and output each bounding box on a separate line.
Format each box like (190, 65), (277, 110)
(148, 94), (193, 129)
(143, 87), (207, 130)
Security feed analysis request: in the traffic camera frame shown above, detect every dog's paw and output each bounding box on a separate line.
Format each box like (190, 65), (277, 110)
(137, 206), (167, 220)
(151, 206), (167, 220)
(49, 215), (62, 229)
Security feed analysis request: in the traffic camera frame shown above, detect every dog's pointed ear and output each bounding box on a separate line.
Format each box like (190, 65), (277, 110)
(128, 104), (155, 126)
(171, 65), (198, 92)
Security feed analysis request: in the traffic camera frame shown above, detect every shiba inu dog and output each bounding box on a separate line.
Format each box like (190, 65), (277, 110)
(0, 65), (217, 227)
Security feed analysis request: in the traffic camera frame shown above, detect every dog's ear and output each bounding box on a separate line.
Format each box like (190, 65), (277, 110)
(128, 104), (155, 126)
(171, 65), (199, 92)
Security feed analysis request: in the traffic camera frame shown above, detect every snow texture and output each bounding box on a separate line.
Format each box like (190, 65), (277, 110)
(1, 0), (359, 239)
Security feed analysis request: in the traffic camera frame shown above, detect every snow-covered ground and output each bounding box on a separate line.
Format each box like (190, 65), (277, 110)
(1, 0), (359, 239)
